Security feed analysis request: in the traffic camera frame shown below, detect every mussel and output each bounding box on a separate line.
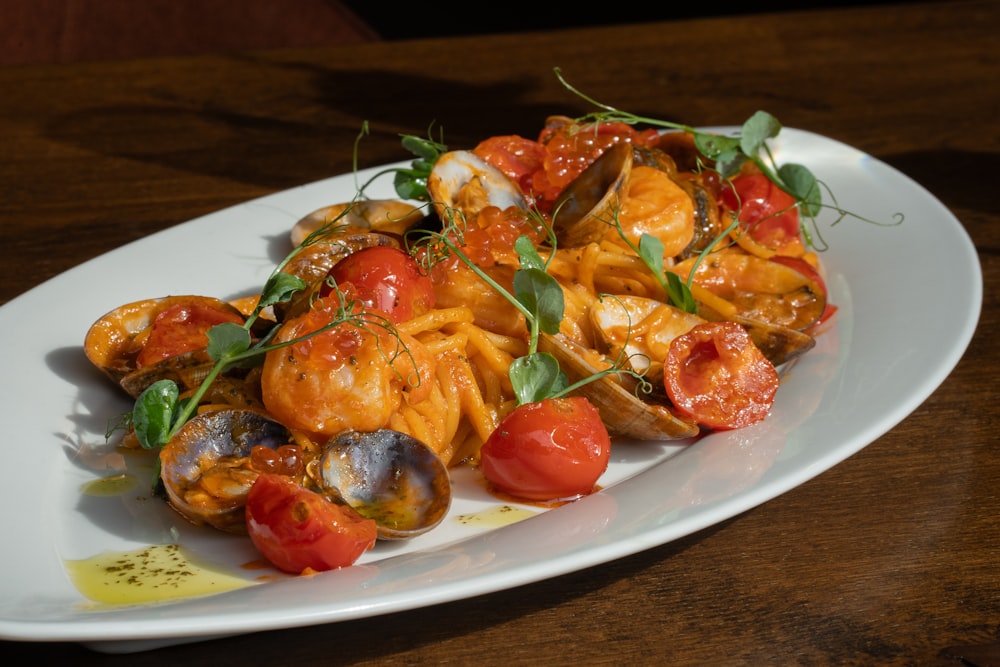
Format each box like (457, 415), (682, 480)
(313, 429), (452, 540)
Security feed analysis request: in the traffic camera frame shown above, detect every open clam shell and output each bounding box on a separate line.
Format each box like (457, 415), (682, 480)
(538, 332), (699, 441)
(426, 150), (527, 222)
(159, 408), (294, 534)
(314, 429), (452, 540)
(290, 199), (426, 247)
(83, 295), (244, 392)
(550, 142), (633, 248)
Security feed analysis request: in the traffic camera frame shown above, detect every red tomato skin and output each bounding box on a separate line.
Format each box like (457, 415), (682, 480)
(324, 246), (435, 324)
(720, 173), (802, 254)
(664, 321), (779, 431)
(136, 302), (244, 367)
(245, 473), (377, 574)
(479, 397), (611, 502)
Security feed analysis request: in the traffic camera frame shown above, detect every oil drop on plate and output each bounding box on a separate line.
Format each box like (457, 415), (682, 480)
(65, 544), (256, 606)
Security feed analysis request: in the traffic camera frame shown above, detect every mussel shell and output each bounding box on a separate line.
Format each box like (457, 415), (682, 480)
(551, 143), (633, 248)
(159, 409), (293, 534)
(315, 429), (451, 540)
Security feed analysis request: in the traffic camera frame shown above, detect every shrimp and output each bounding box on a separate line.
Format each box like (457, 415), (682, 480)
(260, 296), (408, 437)
(610, 165), (695, 260)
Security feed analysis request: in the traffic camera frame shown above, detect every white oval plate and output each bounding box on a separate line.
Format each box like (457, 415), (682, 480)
(0, 129), (981, 653)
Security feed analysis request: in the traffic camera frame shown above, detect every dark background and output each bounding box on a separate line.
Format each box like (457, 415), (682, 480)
(340, 1), (931, 40)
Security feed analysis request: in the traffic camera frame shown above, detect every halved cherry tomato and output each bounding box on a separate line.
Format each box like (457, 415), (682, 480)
(720, 172), (804, 257)
(664, 321), (779, 430)
(768, 255), (838, 327)
(323, 246), (435, 324)
(245, 473), (377, 575)
(479, 397), (611, 502)
(136, 302), (244, 367)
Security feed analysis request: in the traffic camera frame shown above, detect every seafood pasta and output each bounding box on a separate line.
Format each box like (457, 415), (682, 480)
(83, 111), (833, 573)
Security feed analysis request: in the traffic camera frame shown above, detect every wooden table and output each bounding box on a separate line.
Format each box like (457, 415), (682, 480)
(1, 1), (996, 664)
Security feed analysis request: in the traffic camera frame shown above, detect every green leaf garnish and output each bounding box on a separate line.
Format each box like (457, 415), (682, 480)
(133, 380), (180, 449)
(509, 352), (568, 405)
(740, 110), (782, 156)
(206, 322), (252, 361)
(513, 268), (564, 336)
(259, 272), (307, 310)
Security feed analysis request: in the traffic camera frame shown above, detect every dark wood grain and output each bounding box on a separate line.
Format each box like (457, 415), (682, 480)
(1, 2), (996, 664)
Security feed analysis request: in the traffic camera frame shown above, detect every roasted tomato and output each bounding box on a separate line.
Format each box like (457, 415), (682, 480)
(135, 301), (244, 368)
(479, 397), (611, 502)
(664, 321), (779, 430)
(245, 473), (377, 575)
(720, 172), (805, 257)
(324, 246), (435, 324)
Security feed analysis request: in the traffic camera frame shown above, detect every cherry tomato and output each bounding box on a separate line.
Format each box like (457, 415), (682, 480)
(479, 397), (611, 501)
(664, 321), (779, 430)
(768, 255), (838, 326)
(720, 172), (804, 256)
(245, 473), (377, 574)
(323, 246), (435, 324)
(136, 302), (244, 367)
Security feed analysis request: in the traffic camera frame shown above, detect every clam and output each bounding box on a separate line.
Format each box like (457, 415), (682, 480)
(589, 294), (705, 384)
(426, 150), (528, 222)
(290, 199), (426, 247)
(550, 142), (633, 248)
(313, 429), (452, 540)
(159, 409), (295, 534)
(675, 178), (725, 259)
(538, 332), (699, 441)
(672, 252), (824, 366)
(118, 349), (216, 399)
(84, 295), (244, 394)
(697, 303), (816, 368)
(281, 230), (400, 290)
(673, 252), (827, 332)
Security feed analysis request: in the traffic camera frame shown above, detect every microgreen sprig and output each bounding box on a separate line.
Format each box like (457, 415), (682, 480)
(553, 67), (822, 219)
(358, 123), (447, 202)
(122, 205), (407, 451)
(412, 211), (644, 406)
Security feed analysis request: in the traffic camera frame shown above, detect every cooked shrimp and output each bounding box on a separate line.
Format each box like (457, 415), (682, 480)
(609, 165), (695, 260)
(260, 296), (408, 437)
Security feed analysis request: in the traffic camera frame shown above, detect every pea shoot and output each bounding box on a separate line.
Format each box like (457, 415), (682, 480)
(411, 212), (644, 407)
(121, 209), (400, 452)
